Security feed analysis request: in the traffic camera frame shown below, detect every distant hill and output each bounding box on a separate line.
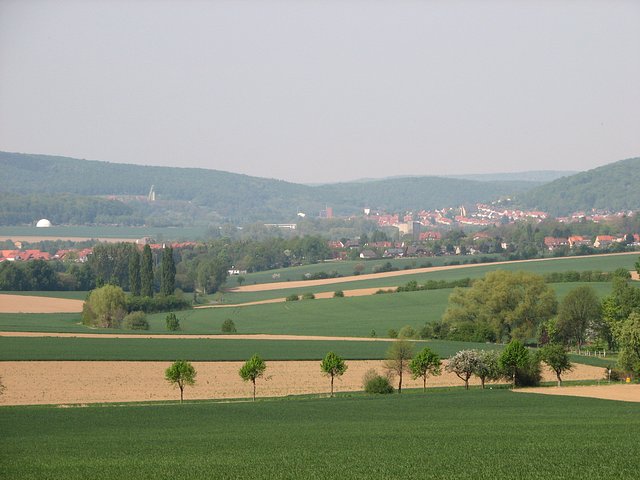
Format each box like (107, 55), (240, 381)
(446, 170), (577, 183)
(0, 151), (542, 223)
(519, 157), (640, 215)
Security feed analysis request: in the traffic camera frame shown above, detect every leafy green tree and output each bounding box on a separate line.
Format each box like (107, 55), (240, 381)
(383, 340), (414, 393)
(165, 360), (196, 403)
(539, 344), (573, 386)
(473, 350), (502, 389)
(196, 258), (228, 295)
(239, 354), (267, 401)
(128, 250), (141, 296)
(123, 311), (149, 330)
(499, 340), (530, 388)
(446, 350), (481, 390)
(165, 312), (180, 331)
(140, 244), (154, 297)
(320, 351), (348, 397)
(617, 312), (640, 375)
(601, 278), (640, 350)
(90, 243), (137, 288)
(556, 285), (601, 350)
(82, 284), (127, 328)
(398, 325), (417, 339)
(409, 347), (441, 391)
(160, 246), (176, 296)
(443, 270), (557, 342)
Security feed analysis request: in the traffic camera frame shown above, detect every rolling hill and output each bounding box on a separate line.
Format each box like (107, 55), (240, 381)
(0, 151), (540, 223)
(519, 156), (640, 215)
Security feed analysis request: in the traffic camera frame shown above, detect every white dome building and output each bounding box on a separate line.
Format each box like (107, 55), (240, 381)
(36, 219), (52, 228)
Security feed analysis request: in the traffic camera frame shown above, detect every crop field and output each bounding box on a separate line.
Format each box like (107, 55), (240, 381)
(222, 254), (634, 303)
(2, 389), (639, 479)
(0, 282), (613, 337)
(0, 290), (89, 300)
(0, 336), (499, 361)
(227, 252), (638, 288)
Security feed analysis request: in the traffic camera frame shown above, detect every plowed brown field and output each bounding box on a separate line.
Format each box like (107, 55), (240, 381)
(0, 294), (83, 313)
(0, 361), (604, 406)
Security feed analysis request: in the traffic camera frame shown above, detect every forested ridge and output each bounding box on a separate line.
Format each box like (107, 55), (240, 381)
(1, 151), (538, 223)
(519, 156), (640, 215)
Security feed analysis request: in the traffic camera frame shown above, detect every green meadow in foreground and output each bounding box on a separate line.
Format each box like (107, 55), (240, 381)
(1, 389), (638, 479)
(0, 337), (500, 361)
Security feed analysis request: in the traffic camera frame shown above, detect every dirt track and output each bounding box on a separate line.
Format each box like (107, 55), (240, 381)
(232, 251), (640, 292)
(0, 361), (605, 406)
(0, 294), (83, 313)
(518, 384), (640, 403)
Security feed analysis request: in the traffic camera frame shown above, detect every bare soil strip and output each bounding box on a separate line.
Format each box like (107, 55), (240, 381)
(517, 384), (640, 403)
(0, 331), (397, 341)
(0, 294), (83, 313)
(232, 251), (640, 292)
(0, 361), (604, 406)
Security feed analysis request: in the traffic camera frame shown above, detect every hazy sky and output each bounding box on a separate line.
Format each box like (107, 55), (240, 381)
(1, 1), (639, 183)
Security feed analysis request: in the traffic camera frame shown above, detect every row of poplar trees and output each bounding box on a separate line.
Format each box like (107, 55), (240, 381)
(128, 244), (176, 297)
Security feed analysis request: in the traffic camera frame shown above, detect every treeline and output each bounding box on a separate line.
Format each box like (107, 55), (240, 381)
(0, 260), (94, 291)
(0, 192), (143, 226)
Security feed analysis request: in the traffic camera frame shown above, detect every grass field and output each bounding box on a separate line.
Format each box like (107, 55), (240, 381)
(0, 290), (89, 300)
(1, 389), (638, 479)
(221, 253), (635, 303)
(0, 337), (500, 361)
(0, 283), (613, 337)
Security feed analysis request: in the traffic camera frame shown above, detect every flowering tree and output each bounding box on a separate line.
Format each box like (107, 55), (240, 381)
(446, 350), (482, 390)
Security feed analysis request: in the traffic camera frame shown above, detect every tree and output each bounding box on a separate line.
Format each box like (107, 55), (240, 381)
(128, 250), (141, 296)
(539, 344), (573, 386)
(82, 284), (127, 328)
(160, 246), (176, 296)
(473, 350), (501, 389)
(556, 285), (601, 350)
(446, 350), (481, 390)
(164, 360), (196, 403)
(221, 319), (237, 333)
(165, 312), (180, 331)
(196, 258), (228, 295)
(383, 340), (413, 393)
(499, 340), (530, 388)
(239, 354), (267, 401)
(409, 347), (441, 391)
(320, 351), (348, 397)
(140, 244), (154, 297)
(443, 270), (557, 342)
(617, 312), (640, 375)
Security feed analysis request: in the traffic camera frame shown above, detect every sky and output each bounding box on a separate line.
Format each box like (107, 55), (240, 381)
(0, 0), (639, 184)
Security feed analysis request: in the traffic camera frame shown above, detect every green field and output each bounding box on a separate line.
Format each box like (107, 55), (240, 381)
(0, 225), (209, 241)
(0, 283), (613, 338)
(221, 253), (636, 303)
(1, 389), (639, 479)
(0, 337), (500, 361)
(0, 290), (89, 300)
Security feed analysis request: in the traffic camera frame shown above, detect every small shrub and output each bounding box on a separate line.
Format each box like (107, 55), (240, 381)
(387, 328), (398, 339)
(124, 311), (149, 330)
(334, 290), (344, 298)
(301, 292), (315, 300)
(221, 319), (237, 333)
(398, 325), (417, 339)
(285, 294), (299, 302)
(363, 370), (394, 394)
(165, 312), (180, 331)
(370, 329), (377, 338)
